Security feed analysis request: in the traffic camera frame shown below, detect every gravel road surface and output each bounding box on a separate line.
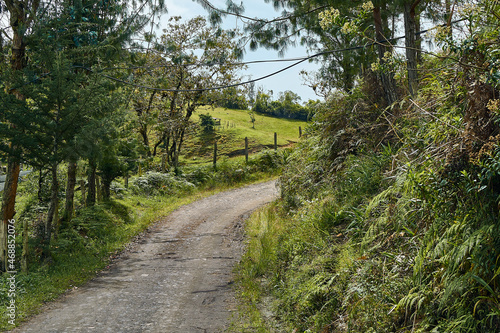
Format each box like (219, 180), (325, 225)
(14, 180), (278, 333)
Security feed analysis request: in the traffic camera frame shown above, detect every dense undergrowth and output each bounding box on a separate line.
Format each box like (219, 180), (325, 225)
(233, 11), (500, 332)
(0, 150), (283, 331)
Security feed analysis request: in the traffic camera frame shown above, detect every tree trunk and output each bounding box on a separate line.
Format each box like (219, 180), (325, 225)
(165, 136), (171, 165)
(42, 163), (59, 260)
(0, 159), (20, 271)
(373, 5), (398, 105)
(96, 176), (102, 202)
(168, 140), (177, 168)
(404, 1), (420, 96)
(21, 213), (28, 273)
(416, 11), (422, 63)
(61, 161), (77, 226)
(102, 178), (111, 200)
(152, 134), (166, 157)
(140, 128), (151, 157)
(86, 163), (96, 206)
(161, 154), (167, 172)
(0, 31), (3, 70)
(1, 1), (33, 271)
(38, 167), (45, 202)
(80, 180), (86, 207)
(177, 128), (186, 160)
(445, 0), (453, 40)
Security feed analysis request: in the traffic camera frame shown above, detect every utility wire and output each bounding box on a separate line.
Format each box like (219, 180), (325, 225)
(93, 16), (467, 74)
(79, 18), (466, 93)
(12, 18), (468, 94)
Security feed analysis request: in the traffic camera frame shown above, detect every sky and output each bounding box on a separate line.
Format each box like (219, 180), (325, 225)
(161, 0), (322, 102)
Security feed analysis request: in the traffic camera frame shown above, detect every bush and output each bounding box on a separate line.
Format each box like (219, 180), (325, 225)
(129, 172), (195, 196)
(199, 113), (216, 134)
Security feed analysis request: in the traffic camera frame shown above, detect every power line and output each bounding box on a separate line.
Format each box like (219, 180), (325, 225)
(82, 18), (466, 93)
(75, 45), (354, 93)
(14, 18), (467, 94)
(94, 56), (316, 73)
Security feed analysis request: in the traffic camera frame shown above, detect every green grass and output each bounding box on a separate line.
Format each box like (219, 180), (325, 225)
(229, 204), (282, 333)
(183, 107), (307, 165)
(193, 106), (306, 145)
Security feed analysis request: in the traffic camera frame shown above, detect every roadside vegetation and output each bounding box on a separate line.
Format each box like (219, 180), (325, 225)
(2, 1), (500, 332)
(0, 148), (285, 330)
(232, 2), (500, 332)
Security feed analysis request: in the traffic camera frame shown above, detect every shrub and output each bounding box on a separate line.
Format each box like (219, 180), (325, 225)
(199, 113), (216, 134)
(129, 172), (195, 196)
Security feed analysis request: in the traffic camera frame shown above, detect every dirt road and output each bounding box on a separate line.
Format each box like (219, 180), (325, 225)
(15, 180), (278, 333)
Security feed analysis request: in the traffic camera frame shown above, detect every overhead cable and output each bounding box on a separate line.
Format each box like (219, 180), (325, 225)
(81, 18), (466, 93)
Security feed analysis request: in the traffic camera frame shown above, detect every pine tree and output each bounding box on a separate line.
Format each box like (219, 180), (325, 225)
(0, 0), (167, 270)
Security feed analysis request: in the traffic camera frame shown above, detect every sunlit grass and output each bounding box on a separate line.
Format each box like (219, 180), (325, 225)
(192, 106), (306, 145)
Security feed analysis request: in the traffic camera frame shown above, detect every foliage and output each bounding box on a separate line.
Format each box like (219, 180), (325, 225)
(184, 149), (285, 187)
(199, 113), (217, 134)
(218, 87), (249, 110)
(129, 16), (245, 165)
(234, 5), (500, 330)
(1, 151), (280, 330)
(129, 171), (196, 196)
(252, 89), (313, 121)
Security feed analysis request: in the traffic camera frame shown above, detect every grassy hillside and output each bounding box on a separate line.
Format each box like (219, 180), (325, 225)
(182, 107), (306, 164)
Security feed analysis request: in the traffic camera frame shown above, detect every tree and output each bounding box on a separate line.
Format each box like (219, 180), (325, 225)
(199, 0), (404, 102)
(97, 115), (133, 200)
(0, 0), (167, 269)
(199, 113), (217, 134)
(249, 111), (256, 129)
(396, 0), (423, 96)
(252, 88), (272, 114)
(218, 87), (249, 110)
(1, 0), (41, 272)
(252, 88), (310, 120)
(0, 51), (122, 256)
(130, 16), (244, 168)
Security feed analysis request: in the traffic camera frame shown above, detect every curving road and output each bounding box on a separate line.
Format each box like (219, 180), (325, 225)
(14, 180), (278, 333)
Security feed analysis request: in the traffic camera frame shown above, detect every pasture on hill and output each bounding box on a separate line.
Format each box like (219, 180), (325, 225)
(182, 107), (307, 164)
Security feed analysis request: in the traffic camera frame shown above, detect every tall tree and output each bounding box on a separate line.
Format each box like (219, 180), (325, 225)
(201, 0), (399, 102)
(401, 0), (422, 96)
(372, 1), (399, 104)
(0, 0), (168, 269)
(0, 0), (41, 272)
(131, 16), (244, 168)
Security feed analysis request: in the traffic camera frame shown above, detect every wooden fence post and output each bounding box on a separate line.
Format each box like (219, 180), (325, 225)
(299, 126), (302, 138)
(274, 132), (277, 151)
(245, 137), (249, 163)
